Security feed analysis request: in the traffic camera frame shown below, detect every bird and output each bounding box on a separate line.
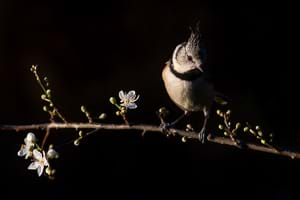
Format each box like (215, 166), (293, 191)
(162, 25), (226, 143)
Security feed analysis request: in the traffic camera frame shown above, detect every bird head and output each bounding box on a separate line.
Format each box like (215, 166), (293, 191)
(172, 25), (206, 74)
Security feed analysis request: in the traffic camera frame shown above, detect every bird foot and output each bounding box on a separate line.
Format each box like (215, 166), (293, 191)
(160, 122), (173, 132)
(198, 129), (206, 144)
(160, 122), (178, 137)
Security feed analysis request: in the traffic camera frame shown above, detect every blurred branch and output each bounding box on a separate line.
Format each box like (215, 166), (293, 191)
(1, 123), (299, 159)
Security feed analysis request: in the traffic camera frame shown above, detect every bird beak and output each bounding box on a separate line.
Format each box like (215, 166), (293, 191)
(196, 63), (204, 72)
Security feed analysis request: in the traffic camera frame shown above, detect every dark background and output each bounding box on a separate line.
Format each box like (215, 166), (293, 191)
(0, 0), (299, 199)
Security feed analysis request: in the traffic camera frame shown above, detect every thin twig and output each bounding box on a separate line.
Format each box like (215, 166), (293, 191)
(1, 123), (299, 159)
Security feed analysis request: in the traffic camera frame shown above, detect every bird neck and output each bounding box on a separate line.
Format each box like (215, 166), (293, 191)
(168, 60), (203, 81)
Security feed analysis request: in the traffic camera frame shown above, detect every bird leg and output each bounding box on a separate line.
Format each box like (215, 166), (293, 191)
(160, 110), (189, 131)
(199, 107), (210, 143)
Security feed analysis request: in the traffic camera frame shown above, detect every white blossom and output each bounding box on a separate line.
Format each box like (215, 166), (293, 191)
(118, 90), (139, 109)
(28, 149), (49, 177)
(17, 132), (37, 159)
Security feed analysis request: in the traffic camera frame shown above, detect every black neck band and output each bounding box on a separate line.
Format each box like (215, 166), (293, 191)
(169, 61), (203, 81)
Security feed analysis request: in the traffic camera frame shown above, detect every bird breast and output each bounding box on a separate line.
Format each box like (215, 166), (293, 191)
(162, 64), (214, 112)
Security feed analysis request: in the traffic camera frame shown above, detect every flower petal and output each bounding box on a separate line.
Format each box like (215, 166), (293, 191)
(127, 90), (136, 99)
(118, 90), (125, 99)
(42, 151), (49, 166)
(28, 161), (38, 170)
(17, 148), (27, 157)
(24, 151), (32, 159)
(37, 165), (44, 177)
(132, 95), (140, 102)
(127, 103), (137, 109)
(25, 132), (36, 143)
(33, 149), (42, 160)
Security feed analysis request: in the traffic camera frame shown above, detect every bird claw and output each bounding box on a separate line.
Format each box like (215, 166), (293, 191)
(198, 129), (206, 144)
(160, 122), (172, 132)
(160, 122), (178, 137)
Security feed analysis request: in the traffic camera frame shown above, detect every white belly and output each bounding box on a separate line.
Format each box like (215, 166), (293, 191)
(162, 66), (214, 112)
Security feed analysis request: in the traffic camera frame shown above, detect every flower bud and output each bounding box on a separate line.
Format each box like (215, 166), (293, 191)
(249, 129), (256, 135)
(99, 113), (107, 120)
(43, 106), (48, 112)
(46, 89), (51, 98)
(41, 94), (47, 100)
(78, 131), (83, 137)
(243, 127), (249, 132)
(235, 122), (241, 129)
(216, 110), (223, 116)
(80, 105), (86, 113)
(74, 139), (80, 146)
(25, 132), (36, 143)
(186, 124), (193, 130)
(109, 97), (117, 105)
(226, 110), (231, 116)
(47, 149), (59, 159)
(218, 124), (224, 130)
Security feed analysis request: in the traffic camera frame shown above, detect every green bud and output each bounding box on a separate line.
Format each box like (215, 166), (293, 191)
(43, 106), (48, 112)
(49, 103), (54, 107)
(224, 131), (228, 136)
(218, 124), (224, 130)
(186, 124), (193, 130)
(116, 111), (121, 116)
(46, 89), (51, 98)
(109, 97), (117, 105)
(181, 136), (187, 143)
(255, 125), (261, 131)
(51, 169), (56, 175)
(243, 127), (249, 132)
(49, 144), (54, 149)
(78, 130), (83, 137)
(269, 138), (273, 143)
(159, 107), (168, 114)
(261, 139), (266, 145)
(44, 77), (49, 87)
(41, 94), (47, 100)
(46, 167), (52, 175)
(80, 105), (86, 113)
(30, 65), (37, 72)
(235, 122), (241, 129)
(99, 113), (107, 120)
(226, 110), (231, 116)
(74, 139), (80, 146)
(121, 106), (126, 111)
(258, 131), (263, 137)
(216, 110), (223, 116)
(249, 129), (256, 135)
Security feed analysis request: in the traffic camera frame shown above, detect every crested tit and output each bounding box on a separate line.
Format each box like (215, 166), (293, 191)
(162, 25), (224, 143)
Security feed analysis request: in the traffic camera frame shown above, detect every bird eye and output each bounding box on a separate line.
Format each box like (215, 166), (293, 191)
(187, 55), (193, 61)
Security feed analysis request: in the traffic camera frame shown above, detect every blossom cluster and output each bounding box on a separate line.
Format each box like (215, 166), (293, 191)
(17, 132), (58, 177)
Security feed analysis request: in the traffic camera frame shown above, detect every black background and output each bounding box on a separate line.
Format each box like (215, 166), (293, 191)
(0, 0), (299, 199)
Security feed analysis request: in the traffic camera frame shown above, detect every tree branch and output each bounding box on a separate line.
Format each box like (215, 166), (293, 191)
(1, 123), (299, 159)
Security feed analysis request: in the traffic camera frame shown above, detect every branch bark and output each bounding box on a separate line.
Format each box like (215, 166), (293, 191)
(1, 123), (299, 159)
